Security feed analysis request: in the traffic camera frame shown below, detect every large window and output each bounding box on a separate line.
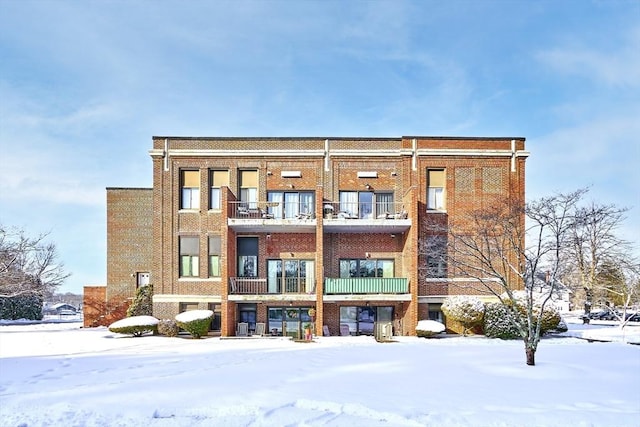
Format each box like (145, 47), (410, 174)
(267, 191), (314, 219)
(237, 237), (258, 277)
(179, 236), (199, 277)
(268, 307), (312, 338)
(267, 259), (315, 293)
(210, 170), (229, 210)
(208, 236), (221, 277)
(339, 191), (394, 219)
(339, 259), (394, 278)
(239, 170), (258, 209)
(181, 170), (200, 210)
(339, 306), (393, 336)
(427, 169), (446, 211)
(426, 235), (447, 278)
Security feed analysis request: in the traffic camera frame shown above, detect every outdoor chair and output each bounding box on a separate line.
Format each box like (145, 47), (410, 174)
(254, 322), (266, 336)
(236, 322), (249, 337)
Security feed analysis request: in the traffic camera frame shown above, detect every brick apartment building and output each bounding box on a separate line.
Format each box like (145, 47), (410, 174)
(87, 136), (528, 337)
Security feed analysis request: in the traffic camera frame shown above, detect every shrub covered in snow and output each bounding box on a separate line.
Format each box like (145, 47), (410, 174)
(157, 319), (179, 337)
(108, 315), (159, 337)
(175, 309), (213, 339)
(415, 319), (446, 338)
(441, 295), (485, 335)
(126, 284), (153, 317)
(483, 302), (521, 339)
(0, 294), (43, 321)
(484, 297), (563, 340)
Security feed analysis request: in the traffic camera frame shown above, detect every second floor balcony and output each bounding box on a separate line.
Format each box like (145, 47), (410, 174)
(322, 201), (411, 233)
(229, 276), (316, 295)
(228, 201), (316, 233)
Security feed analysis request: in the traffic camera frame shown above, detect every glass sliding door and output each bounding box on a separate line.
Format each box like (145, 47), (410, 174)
(267, 260), (282, 293)
(359, 191), (373, 219)
(339, 306), (394, 336)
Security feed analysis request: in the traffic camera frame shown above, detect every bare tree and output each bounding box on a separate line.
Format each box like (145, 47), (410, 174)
(423, 190), (583, 365)
(0, 225), (70, 298)
(563, 200), (638, 317)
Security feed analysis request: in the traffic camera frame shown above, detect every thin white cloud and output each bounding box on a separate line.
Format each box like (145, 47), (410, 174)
(536, 27), (640, 88)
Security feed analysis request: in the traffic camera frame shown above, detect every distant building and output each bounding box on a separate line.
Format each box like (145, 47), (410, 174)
(86, 136), (528, 336)
(43, 303), (77, 315)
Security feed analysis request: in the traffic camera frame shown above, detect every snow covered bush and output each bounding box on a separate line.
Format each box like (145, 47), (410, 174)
(175, 309), (213, 339)
(483, 302), (521, 339)
(126, 284), (153, 317)
(483, 297), (563, 340)
(108, 315), (159, 337)
(415, 320), (446, 338)
(157, 319), (179, 337)
(0, 294), (43, 320)
(441, 295), (485, 335)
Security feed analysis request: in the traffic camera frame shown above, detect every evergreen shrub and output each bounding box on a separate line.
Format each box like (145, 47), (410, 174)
(126, 284), (153, 317)
(175, 310), (213, 339)
(108, 315), (158, 337)
(0, 295), (44, 320)
(483, 302), (521, 339)
(441, 295), (485, 335)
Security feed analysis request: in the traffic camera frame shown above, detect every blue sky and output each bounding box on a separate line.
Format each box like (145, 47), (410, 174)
(1, 1), (638, 294)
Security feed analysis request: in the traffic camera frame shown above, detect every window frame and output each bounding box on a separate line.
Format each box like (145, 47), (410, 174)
(180, 170), (200, 210)
(209, 170), (229, 210)
(179, 236), (200, 278)
(427, 169), (446, 211)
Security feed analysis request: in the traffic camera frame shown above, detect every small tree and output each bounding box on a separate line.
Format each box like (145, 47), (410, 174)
(441, 295), (484, 335)
(429, 190), (582, 365)
(126, 284), (153, 317)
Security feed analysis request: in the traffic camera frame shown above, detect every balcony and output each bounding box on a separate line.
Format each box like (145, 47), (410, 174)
(229, 277), (316, 295)
(322, 202), (411, 233)
(227, 201), (316, 233)
(324, 277), (409, 294)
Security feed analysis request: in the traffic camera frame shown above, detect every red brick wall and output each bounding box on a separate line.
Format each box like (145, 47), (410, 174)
(106, 188), (153, 301)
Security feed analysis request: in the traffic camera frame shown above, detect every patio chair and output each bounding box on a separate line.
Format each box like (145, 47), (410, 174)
(340, 324), (350, 336)
(323, 325), (331, 336)
(254, 322), (266, 337)
(236, 322), (249, 337)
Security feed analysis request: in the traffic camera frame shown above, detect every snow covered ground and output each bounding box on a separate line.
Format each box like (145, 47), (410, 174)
(0, 316), (638, 427)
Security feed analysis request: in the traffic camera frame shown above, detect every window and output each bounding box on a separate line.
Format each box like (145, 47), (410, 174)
(427, 169), (446, 210)
(210, 170), (229, 210)
(208, 236), (221, 277)
(267, 191), (314, 219)
(339, 259), (394, 278)
(180, 170), (200, 210)
(339, 306), (393, 336)
(179, 236), (199, 277)
(339, 191), (394, 218)
(239, 170), (258, 209)
(267, 259), (315, 293)
(426, 235), (447, 278)
(237, 237), (258, 277)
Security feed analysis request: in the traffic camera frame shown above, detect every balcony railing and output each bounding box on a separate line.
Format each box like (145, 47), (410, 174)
(229, 277), (315, 295)
(323, 202), (407, 220)
(324, 277), (409, 294)
(229, 201), (315, 220)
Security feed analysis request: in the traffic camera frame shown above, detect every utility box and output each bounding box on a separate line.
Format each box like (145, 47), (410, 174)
(375, 322), (393, 342)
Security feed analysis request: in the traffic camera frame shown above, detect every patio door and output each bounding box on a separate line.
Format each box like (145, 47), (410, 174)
(238, 237), (258, 277)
